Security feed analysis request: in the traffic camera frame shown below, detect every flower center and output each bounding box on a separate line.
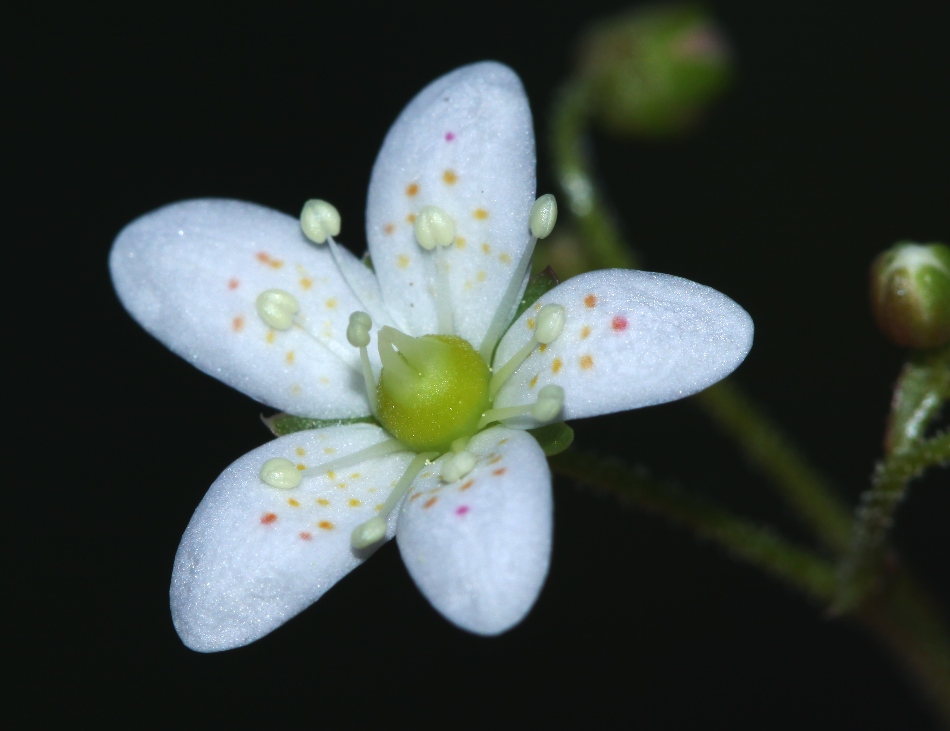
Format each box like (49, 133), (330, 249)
(375, 328), (491, 453)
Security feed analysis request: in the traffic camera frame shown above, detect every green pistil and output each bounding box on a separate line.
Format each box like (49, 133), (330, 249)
(376, 328), (491, 453)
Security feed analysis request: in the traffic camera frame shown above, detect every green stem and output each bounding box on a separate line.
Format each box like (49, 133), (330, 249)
(549, 450), (837, 600)
(550, 80), (640, 270)
(834, 347), (949, 613)
(695, 381), (854, 555)
(552, 449), (950, 727)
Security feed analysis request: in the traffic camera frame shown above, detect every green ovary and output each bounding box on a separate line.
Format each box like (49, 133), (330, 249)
(376, 330), (491, 453)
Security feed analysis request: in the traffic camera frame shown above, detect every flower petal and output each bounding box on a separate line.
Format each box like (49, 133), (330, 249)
(492, 270), (754, 421)
(396, 426), (552, 635)
(366, 62), (536, 344)
(110, 199), (381, 418)
(171, 423), (413, 652)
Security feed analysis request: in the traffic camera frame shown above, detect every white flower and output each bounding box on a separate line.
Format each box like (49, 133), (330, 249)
(109, 62), (753, 653)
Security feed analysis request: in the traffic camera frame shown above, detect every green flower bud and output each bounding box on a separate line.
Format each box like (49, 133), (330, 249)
(576, 4), (732, 138)
(870, 242), (950, 348)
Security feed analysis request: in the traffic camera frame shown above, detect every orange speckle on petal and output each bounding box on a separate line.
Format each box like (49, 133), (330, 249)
(581, 325), (592, 339)
(488, 455), (502, 465)
(499, 252), (512, 265)
(455, 236), (466, 249)
(266, 331), (275, 344)
(397, 254), (410, 269)
(232, 316), (244, 332)
(350, 472), (361, 479)
(288, 498), (300, 507)
(299, 277), (312, 290)
(492, 468), (507, 477)
(228, 278), (240, 290)
(584, 294), (597, 308)
(324, 447), (336, 455)
(552, 358), (563, 374)
(261, 513), (278, 525)
(477, 271), (486, 282)
(318, 521), (334, 530)
(296, 463), (306, 471)
(527, 318), (536, 330)
(423, 497), (438, 508)
(410, 492), (423, 501)
(348, 498), (361, 507)
(326, 470), (336, 479)
(473, 208), (489, 220)
(317, 498), (330, 506)
(256, 252), (270, 264)
(295, 447), (306, 456)
(442, 170), (457, 185)
(539, 343), (548, 353)
(406, 183), (419, 197)
(299, 532), (312, 541)
(286, 350), (295, 364)
(325, 298), (337, 309)
(459, 480), (474, 491)
(407, 213), (416, 223)
(384, 223), (396, 235)
(481, 242), (491, 254)
(580, 354), (594, 370)
(529, 374), (539, 388)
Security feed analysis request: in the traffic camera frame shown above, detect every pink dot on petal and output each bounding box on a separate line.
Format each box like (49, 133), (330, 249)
(611, 315), (628, 332)
(455, 505), (470, 516)
(445, 131), (456, 141)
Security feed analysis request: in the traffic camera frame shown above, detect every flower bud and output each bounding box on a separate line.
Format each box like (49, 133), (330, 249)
(576, 4), (732, 138)
(870, 242), (950, 348)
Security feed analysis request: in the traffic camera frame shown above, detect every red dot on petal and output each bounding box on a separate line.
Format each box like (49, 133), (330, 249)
(455, 505), (470, 516)
(611, 315), (628, 332)
(445, 131), (456, 141)
(261, 512), (277, 525)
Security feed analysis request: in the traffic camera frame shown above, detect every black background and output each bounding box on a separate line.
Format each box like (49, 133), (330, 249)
(10, 1), (949, 727)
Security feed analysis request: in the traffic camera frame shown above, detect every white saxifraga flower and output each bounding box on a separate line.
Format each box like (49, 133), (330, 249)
(110, 62), (753, 653)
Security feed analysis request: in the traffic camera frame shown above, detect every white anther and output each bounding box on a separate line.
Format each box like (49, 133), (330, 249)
(531, 384), (565, 422)
(414, 206), (456, 250)
(346, 311), (373, 348)
(441, 449), (478, 483)
(535, 304), (566, 344)
(300, 199), (342, 244)
(351, 516), (388, 549)
(256, 289), (300, 330)
(530, 194), (558, 239)
(260, 458), (302, 489)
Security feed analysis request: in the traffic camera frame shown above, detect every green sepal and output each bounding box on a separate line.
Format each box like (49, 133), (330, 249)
(362, 253), (375, 272)
(515, 266), (560, 321)
(528, 422), (575, 456)
(263, 413), (379, 437)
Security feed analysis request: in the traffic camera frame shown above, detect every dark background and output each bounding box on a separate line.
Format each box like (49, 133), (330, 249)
(10, 0), (949, 727)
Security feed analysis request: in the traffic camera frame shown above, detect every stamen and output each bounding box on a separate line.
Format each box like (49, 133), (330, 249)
(300, 199), (387, 325)
(478, 194), (559, 360)
(300, 199), (342, 244)
(414, 206), (456, 334)
(441, 449), (477, 483)
(477, 384), (565, 429)
(256, 290), (300, 331)
(347, 311), (378, 414)
(351, 450), (437, 548)
(489, 304), (565, 398)
(260, 457), (303, 489)
(301, 438), (407, 477)
(530, 194), (558, 239)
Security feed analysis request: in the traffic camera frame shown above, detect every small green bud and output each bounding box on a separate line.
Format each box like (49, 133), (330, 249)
(870, 242), (950, 348)
(576, 4), (732, 138)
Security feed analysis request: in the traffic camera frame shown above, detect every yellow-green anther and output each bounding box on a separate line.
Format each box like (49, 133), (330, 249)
(531, 385), (565, 422)
(530, 194), (558, 239)
(346, 311), (373, 348)
(414, 206), (456, 250)
(535, 304), (566, 344)
(300, 199), (342, 244)
(441, 449), (478, 483)
(256, 289), (300, 330)
(351, 516), (387, 549)
(260, 457), (302, 489)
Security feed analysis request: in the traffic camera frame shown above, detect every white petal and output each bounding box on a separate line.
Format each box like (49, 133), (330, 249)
(110, 199), (382, 418)
(366, 62), (536, 344)
(171, 423), (414, 652)
(396, 427), (552, 635)
(493, 270), (754, 421)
